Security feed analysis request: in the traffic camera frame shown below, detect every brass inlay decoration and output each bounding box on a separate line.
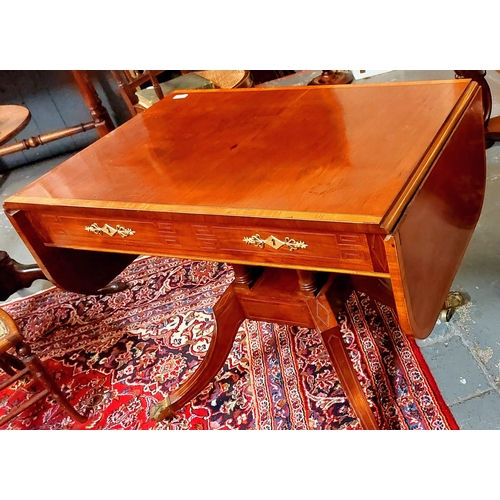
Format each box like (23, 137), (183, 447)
(85, 223), (136, 238)
(243, 234), (308, 252)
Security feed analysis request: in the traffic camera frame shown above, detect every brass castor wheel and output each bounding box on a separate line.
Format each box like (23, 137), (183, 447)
(439, 307), (454, 322)
(439, 291), (466, 322)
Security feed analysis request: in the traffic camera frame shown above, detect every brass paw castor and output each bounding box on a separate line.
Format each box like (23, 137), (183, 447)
(439, 291), (466, 322)
(149, 396), (176, 422)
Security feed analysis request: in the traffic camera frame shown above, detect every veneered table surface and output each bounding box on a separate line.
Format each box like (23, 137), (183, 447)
(8, 80), (470, 227)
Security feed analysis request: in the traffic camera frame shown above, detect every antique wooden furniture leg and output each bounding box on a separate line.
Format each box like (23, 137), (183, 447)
(0, 122), (98, 157)
(151, 265), (379, 429)
(0, 308), (86, 426)
(0, 352), (24, 375)
(71, 70), (115, 137)
(305, 274), (378, 429)
(149, 284), (246, 421)
(240, 268), (378, 429)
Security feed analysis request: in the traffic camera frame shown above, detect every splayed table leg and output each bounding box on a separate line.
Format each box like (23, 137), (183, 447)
(149, 265), (380, 429)
(149, 285), (245, 422)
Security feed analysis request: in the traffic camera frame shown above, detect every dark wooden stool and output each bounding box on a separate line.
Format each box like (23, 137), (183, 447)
(0, 308), (86, 427)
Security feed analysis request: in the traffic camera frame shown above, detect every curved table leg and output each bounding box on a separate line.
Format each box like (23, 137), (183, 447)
(318, 326), (379, 430)
(149, 285), (245, 422)
(149, 267), (379, 429)
(307, 280), (379, 430)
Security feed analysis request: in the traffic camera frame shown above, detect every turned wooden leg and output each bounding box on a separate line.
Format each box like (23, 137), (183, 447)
(71, 70), (115, 137)
(0, 354), (15, 375)
(149, 285), (246, 422)
(232, 264), (262, 289)
(296, 269), (328, 297)
(16, 342), (87, 423)
(148, 266), (380, 428)
(231, 268), (379, 429)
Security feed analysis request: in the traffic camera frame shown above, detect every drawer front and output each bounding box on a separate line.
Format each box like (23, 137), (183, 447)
(32, 212), (379, 273)
(211, 225), (375, 272)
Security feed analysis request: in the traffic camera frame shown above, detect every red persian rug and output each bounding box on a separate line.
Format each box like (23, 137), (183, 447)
(0, 256), (458, 430)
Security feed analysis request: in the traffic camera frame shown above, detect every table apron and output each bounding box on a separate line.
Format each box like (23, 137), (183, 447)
(26, 211), (390, 275)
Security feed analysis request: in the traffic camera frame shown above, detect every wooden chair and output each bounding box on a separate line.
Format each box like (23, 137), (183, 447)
(0, 308), (86, 427)
(185, 70), (253, 89)
(112, 70), (254, 117)
(111, 70), (168, 117)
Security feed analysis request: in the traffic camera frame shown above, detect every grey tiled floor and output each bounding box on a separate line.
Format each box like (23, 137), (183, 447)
(1, 70), (500, 429)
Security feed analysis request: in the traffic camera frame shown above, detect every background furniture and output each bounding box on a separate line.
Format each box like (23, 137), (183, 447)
(0, 84), (121, 300)
(112, 70), (253, 117)
(186, 70), (253, 88)
(0, 72), (112, 291)
(111, 70), (168, 117)
(3, 80), (486, 429)
(0, 105), (31, 145)
(309, 70), (354, 85)
(0, 106), (46, 299)
(0, 71), (113, 158)
(453, 70), (500, 147)
(0, 308), (86, 426)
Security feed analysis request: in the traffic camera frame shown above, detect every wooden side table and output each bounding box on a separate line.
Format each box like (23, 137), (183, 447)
(0, 105), (31, 145)
(3, 81), (487, 428)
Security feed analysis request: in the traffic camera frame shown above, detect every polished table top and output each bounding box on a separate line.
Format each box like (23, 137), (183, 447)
(3, 79), (485, 340)
(3, 80), (486, 428)
(7, 80), (472, 232)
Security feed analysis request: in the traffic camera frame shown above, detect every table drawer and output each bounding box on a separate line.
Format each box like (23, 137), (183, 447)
(211, 225), (375, 272)
(31, 212), (382, 273)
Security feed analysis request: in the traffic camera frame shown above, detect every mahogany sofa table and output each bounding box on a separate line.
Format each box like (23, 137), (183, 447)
(3, 81), (486, 429)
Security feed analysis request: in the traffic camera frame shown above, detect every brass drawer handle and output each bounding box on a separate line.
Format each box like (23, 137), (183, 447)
(243, 234), (308, 252)
(85, 223), (136, 238)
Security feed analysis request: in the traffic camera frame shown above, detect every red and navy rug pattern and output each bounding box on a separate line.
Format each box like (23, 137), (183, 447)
(0, 257), (458, 430)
